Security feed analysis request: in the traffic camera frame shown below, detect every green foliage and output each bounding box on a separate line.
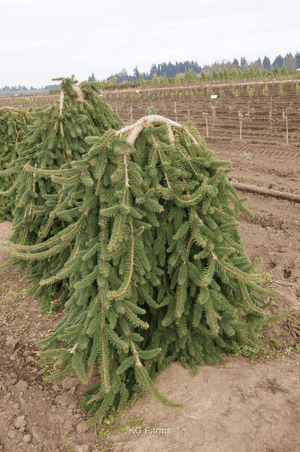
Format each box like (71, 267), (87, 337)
(6, 113), (292, 426)
(232, 88), (239, 99)
(230, 68), (238, 80)
(184, 69), (197, 81)
(246, 86), (254, 98)
(212, 69), (219, 81)
(0, 107), (33, 220)
(219, 90), (225, 98)
(281, 66), (288, 77)
(200, 71), (207, 82)
(0, 76), (123, 313)
(249, 66), (256, 80)
(242, 68), (250, 80)
(49, 88), (61, 94)
(278, 85), (286, 97)
(272, 65), (280, 76)
(296, 85), (300, 95)
(223, 68), (230, 81)
(151, 73), (161, 86)
(146, 106), (157, 115)
(262, 86), (269, 97)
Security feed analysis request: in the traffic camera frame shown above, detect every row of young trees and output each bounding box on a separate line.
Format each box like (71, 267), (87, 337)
(96, 64), (300, 91)
(97, 52), (300, 85)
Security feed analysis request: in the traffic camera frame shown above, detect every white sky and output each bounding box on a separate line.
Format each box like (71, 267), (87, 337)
(1, 0), (299, 88)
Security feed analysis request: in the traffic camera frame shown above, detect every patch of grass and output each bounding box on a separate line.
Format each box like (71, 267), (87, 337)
(234, 325), (300, 363)
(96, 412), (153, 438)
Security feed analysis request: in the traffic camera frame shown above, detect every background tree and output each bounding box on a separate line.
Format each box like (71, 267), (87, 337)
(262, 56), (271, 71)
(150, 64), (158, 79)
(281, 65), (288, 76)
(88, 73), (96, 82)
(249, 65), (256, 80)
(151, 72), (161, 86)
(240, 57), (247, 70)
(295, 51), (300, 69)
(137, 73), (146, 86)
(230, 68), (238, 80)
(200, 71), (207, 82)
(272, 65), (280, 76)
(232, 58), (239, 69)
(283, 55), (297, 71)
(223, 67), (230, 81)
(249, 61), (260, 72)
(184, 69), (197, 81)
(212, 69), (219, 81)
(272, 55), (284, 69)
(133, 66), (140, 80)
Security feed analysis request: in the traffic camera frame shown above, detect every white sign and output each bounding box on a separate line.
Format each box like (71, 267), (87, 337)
(211, 95), (217, 99)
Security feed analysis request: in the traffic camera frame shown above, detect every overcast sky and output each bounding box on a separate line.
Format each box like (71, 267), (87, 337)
(1, 0), (299, 88)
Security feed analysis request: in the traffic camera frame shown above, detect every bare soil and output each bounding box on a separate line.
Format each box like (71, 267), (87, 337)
(0, 93), (300, 452)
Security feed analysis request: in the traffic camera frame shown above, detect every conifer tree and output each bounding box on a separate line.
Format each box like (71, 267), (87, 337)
(0, 106), (33, 220)
(0, 75), (123, 312)
(1, 114), (291, 426)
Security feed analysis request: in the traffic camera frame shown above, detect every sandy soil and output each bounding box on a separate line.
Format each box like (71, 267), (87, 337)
(0, 137), (300, 451)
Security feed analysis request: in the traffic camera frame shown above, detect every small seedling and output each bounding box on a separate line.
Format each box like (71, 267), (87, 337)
(246, 86), (253, 98)
(232, 88), (239, 98)
(278, 85), (286, 97)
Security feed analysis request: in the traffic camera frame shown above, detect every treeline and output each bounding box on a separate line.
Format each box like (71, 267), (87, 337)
(102, 61), (203, 83)
(97, 65), (300, 91)
(0, 84), (61, 97)
(1, 52), (299, 96)
(97, 52), (300, 84)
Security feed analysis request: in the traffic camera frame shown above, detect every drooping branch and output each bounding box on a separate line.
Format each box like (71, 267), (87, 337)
(116, 116), (192, 189)
(59, 85), (85, 137)
(116, 116), (300, 204)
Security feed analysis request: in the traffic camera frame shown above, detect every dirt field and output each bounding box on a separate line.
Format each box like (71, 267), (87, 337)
(0, 85), (300, 452)
(103, 78), (300, 151)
